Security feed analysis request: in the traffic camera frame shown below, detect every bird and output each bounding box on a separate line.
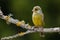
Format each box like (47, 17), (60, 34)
(32, 6), (45, 37)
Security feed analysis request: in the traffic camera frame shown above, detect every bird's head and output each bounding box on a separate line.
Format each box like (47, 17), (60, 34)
(32, 6), (43, 14)
(32, 6), (41, 12)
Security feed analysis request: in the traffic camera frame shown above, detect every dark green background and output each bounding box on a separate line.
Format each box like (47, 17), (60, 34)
(0, 0), (60, 40)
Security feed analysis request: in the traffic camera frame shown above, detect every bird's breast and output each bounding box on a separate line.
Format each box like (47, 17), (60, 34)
(32, 13), (43, 27)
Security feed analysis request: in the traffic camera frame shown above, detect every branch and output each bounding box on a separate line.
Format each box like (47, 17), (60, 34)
(1, 27), (60, 40)
(1, 30), (35, 40)
(0, 9), (60, 40)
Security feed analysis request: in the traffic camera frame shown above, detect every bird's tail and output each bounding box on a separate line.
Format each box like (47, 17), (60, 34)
(39, 27), (45, 37)
(40, 32), (45, 37)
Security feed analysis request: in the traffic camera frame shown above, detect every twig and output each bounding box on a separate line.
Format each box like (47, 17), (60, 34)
(1, 30), (35, 40)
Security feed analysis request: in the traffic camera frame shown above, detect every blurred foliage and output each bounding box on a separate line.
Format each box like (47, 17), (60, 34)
(0, 0), (60, 40)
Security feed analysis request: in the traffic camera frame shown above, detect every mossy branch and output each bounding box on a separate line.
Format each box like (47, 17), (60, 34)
(0, 9), (60, 40)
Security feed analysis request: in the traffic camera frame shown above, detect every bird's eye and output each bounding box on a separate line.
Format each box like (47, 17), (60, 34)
(35, 8), (38, 11)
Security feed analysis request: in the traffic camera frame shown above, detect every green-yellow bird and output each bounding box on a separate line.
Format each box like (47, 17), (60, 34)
(32, 6), (45, 37)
